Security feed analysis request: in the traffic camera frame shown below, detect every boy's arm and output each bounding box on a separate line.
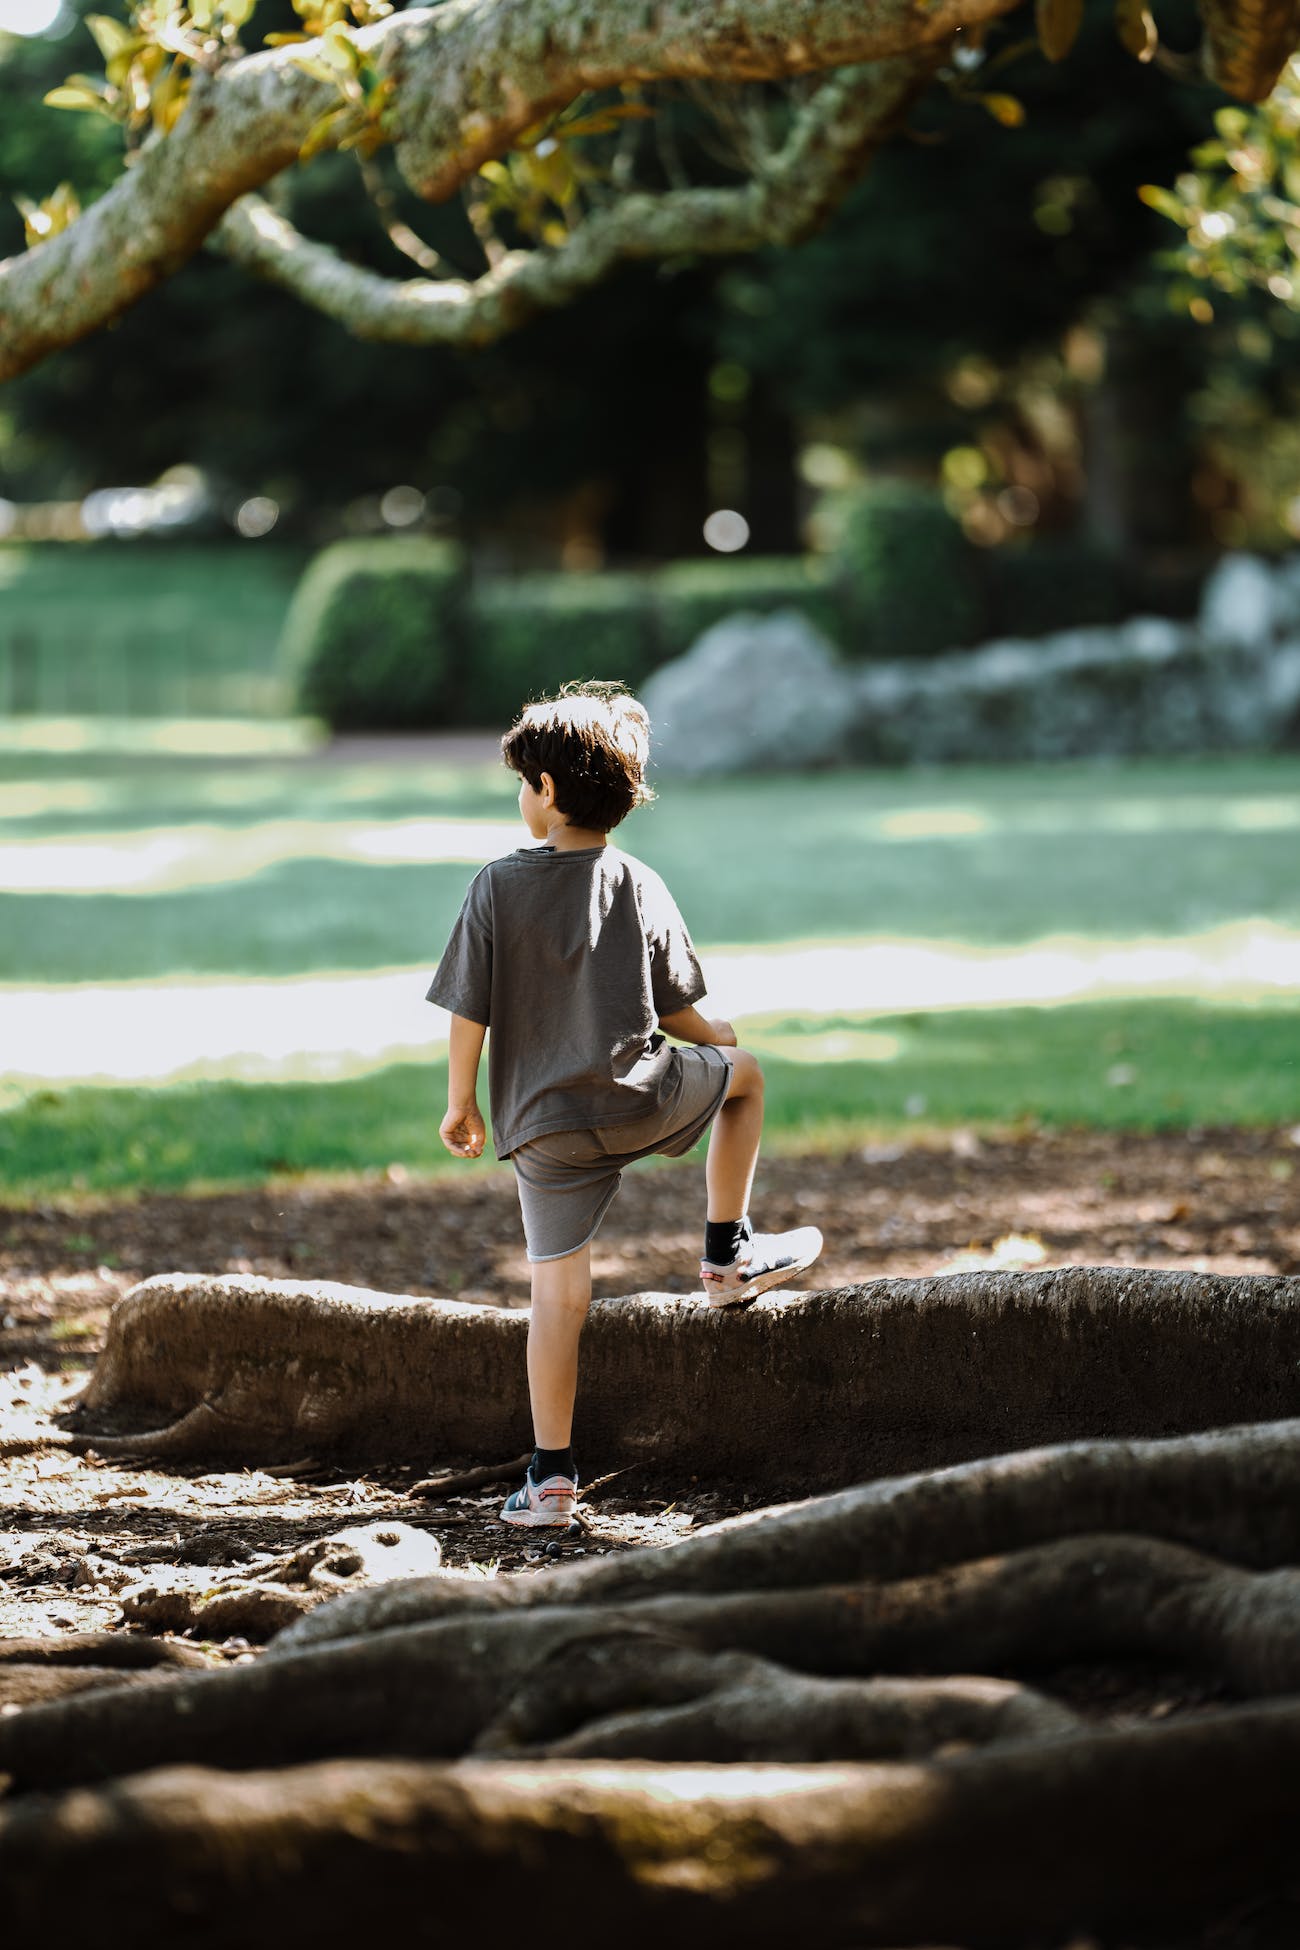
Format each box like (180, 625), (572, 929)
(440, 1013), (487, 1158)
(658, 1004), (737, 1048)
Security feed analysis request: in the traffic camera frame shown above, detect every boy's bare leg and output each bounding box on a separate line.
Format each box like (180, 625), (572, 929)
(526, 1242), (592, 1450)
(706, 1048), (765, 1222)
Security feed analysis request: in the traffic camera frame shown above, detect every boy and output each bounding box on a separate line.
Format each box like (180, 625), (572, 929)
(427, 681), (822, 1527)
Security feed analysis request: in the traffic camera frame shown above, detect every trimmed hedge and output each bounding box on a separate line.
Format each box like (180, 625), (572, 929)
(288, 549), (852, 730)
(280, 536), (465, 729)
(830, 482), (984, 659)
(653, 556), (845, 659)
(283, 510), (1186, 732)
(465, 572), (658, 727)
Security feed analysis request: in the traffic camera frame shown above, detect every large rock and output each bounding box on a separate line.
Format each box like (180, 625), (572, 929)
(641, 609), (855, 775)
(1198, 552), (1280, 649)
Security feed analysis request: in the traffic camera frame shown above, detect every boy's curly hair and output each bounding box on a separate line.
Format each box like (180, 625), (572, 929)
(501, 680), (654, 833)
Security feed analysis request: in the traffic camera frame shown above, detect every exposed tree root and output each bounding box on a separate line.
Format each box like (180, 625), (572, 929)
(0, 1666), (181, 1710)
(0, 1633), (212, 1669)
(67, 1398), (266, 1462)
(3, 1715), (1299, 1950)
(64, 1269), (1300, 1488)
(21, 1279), (1300, 1940)
(0, 1432), (74, 1458)
(475, 1635), (1081, 1760)
(276, 1417), (1300, 1651)
(6, 1526), (1300, 1793)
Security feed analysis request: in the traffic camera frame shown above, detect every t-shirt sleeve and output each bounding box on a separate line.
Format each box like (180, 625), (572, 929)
(425, 871), (493, 1025)
(640, 869), (707, 1016)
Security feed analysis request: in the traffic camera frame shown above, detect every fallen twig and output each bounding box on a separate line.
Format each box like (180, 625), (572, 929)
(409, 1453), (532, 1499)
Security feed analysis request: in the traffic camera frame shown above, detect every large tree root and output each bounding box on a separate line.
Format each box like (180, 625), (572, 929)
(276, 1416), (1300, 1650)
(0, 1631), (215, 1715)
(65, 1268), (1300, 1485)
(5, 1527), (1300, 1792)
(3, 1715), (1300, 1950)
(473, 1635), (1082, 1760)
(0, 1633), (212, 1669)
(0, 1665), (182, 1709)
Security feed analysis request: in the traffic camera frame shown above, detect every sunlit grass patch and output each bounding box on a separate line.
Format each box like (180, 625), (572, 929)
(2, 998), (1295, 1200)
(0, 754), (515, 836)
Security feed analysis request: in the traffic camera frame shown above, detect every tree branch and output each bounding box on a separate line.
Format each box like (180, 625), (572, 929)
(0, 0), (1015, 383)
(207, 58), (936, 347)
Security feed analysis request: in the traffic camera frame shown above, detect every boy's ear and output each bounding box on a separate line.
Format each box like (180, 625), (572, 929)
(538, 770), (557, 810)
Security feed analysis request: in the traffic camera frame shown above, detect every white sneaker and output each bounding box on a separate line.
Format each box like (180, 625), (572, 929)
(700, 1219), (823, 1307)
(499, 1470), (577, 1527)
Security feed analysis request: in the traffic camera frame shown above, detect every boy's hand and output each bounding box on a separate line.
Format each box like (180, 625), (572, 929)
(440, 1103), (486, 1158)
(659, 1004), (738, 1048)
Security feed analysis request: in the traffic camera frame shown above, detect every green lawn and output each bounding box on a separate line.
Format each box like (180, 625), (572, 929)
(2, 748), (1299, 1196)
(4, 755), (1300, 981)
(1, 999), (1294, 1199)
(0, 543), (308, 718)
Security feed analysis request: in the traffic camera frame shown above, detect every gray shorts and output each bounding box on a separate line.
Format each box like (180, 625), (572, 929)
(511, 1044), (734, 1262)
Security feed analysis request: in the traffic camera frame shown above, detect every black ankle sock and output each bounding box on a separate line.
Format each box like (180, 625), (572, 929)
(705, 1216), (749, 1265)
(532, 1445), (575, 1482)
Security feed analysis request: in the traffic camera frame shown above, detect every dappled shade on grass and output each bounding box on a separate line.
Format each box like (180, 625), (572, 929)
(0, 999), (1295, 1197)
(5, 756), (1300, 981)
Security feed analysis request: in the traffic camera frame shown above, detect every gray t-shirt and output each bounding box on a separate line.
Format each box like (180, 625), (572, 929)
(426, 843), (707, 1158)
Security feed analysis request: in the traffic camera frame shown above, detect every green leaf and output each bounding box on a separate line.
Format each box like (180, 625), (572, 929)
(43, 78), (118, 118)
(14, 182), (82, 247)
(299, 102), (347, 159)
(1214, 107), (1251, 141)
(150, 65), (188, 131)
(978, 93), (1026, 128)
(84, 12), (134, 59)
(105, 42), (148, 87)
(558, 103), (656, 140)
(1116, 0), (1157, 62)
(1035, 0), (1084, 63)
(321, 21), (359, 70)
(522, 141), (578, 204)
(290, 52), (343, 83)
(1138, 182), (1190, 226)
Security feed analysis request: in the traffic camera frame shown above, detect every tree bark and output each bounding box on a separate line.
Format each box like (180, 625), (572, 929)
(275, 1416), (1300, 1650)
(65, 1268), (1300, 1489)
(7, 1521), (1300, 1790)
(3, 0), (1295, 379)
(0, 0), (1019, 382)
(2, 1722), (1299, 1949)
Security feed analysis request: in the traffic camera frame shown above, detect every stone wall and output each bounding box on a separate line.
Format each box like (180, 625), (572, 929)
(642, 552), (1300, 773)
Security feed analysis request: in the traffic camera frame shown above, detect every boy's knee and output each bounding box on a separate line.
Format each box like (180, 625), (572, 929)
(530, 1257), (593, 1314)
(729, 1048), (764, 1096)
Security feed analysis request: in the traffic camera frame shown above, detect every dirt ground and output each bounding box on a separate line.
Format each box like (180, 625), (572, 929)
(3, 1123), (1298, 1645)
(3, 1128), (1300, 1945)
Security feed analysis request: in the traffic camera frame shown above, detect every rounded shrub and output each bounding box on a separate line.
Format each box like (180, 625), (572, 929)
(280, 537), (466, 729)
(464, 572), (657, 727)
(830, 483), (984, 659)
(652, 556), (845, 660)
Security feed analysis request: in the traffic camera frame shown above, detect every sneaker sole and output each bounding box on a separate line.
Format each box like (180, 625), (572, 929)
(498, 1503), (576, 1528)
(705, 1241), (823, 1309)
